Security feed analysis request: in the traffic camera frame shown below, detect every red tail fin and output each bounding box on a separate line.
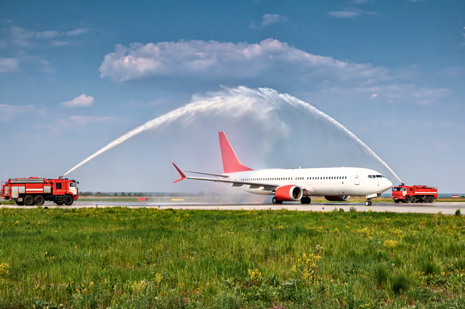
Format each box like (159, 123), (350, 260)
(218, 132), (253, 174)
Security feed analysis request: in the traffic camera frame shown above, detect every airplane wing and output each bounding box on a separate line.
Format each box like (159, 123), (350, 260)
(185, 171), (230, 178)
(173, 163), (279, 190)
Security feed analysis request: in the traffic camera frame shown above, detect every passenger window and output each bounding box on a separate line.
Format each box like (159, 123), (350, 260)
(56, 183), (62, 189)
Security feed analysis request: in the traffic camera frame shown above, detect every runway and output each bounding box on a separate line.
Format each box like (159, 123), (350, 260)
(3, 201), (465, 215)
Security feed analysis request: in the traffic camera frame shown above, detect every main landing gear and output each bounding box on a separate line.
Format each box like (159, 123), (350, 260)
(272, 197), (283, 204)
(301, 197), (311, 204)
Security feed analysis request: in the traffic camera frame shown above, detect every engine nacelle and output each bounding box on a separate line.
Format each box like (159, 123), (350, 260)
(324, 195), (350, 201)
(275, 185), (303, 201)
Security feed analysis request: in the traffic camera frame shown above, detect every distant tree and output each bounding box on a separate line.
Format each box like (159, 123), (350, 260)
(128, 193), (132, 197)
(148, 193), (152, 197)
(96, 191), (102, 196)
(121, 192), (126, 197)
(114, 192), (118, 197)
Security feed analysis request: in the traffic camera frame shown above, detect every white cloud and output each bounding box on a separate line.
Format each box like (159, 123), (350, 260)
(66, 28), (90, 36)
(328, 8), (376, 19)
(2, 24), (91, 48)
(58, 115), (116, 126)
(36, 30), (59, 39)
(61, 94), (94, 108)
(8, 26), (34, 47)
(250, 14), (287, 29)
(99, 38), (391, 84)
(320, 84), (451, 105)
(349, 0), (370, 3)
(329, 11), (361, 18)
(261, 14), (288, 27)
(51, 40), (73, 46)
(409, 0), (426, 2)
(99, 38), (450, 105)
(0, 57), (19, 73)
(0, 103), (36, 121)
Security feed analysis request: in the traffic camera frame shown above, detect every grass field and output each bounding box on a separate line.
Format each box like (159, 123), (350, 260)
(1, 207), (465, 308)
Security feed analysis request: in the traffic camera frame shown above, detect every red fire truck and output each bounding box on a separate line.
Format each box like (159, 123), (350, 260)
(392, 184), (437, 203)
(1, 177), (79, 206)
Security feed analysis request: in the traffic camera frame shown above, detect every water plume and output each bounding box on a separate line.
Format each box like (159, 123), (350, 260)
(64, 86), (402, 183)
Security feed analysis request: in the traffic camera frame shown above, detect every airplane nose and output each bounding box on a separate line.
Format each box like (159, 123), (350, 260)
(385, 179), (393, 190)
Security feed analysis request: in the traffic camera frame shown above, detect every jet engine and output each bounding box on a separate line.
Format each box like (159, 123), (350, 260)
(324, 195), (351, 201)
(275, 185), (303, 201)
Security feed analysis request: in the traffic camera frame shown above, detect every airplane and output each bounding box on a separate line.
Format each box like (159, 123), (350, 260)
(173, 131), (393, 206)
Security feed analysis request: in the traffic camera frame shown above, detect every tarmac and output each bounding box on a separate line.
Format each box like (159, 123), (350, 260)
(2, 201), (465, 215)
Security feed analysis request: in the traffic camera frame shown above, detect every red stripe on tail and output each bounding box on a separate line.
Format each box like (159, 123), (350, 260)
(218, 132), (253, 174)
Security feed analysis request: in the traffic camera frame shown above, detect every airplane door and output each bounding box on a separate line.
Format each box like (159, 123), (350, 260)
(354, 173), (360, 185)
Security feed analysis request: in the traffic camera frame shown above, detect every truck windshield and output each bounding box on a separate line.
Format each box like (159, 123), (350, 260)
(70, 182), (76, 188)
(393, 187), (403, 191)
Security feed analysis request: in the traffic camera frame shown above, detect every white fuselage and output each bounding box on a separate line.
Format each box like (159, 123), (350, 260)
(226, 167), (392, 196)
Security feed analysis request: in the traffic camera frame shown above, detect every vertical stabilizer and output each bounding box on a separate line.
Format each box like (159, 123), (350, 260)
(218, 132), (253, 174)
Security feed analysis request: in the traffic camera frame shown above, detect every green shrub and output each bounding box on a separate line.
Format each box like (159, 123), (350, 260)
(455, 209), (461, 216)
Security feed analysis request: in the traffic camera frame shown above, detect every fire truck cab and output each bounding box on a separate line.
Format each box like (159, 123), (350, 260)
(1, 177), (79, 206)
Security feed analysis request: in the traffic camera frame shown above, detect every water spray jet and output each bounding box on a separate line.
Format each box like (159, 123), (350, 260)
(64, 87), (402, 183)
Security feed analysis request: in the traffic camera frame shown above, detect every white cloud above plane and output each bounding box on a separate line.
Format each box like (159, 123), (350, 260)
(0, 57), (19, 73)
(98, 38), (449, 105)
(2, 25), (91, 48)
(61, 94), (94, 108)
(250, 14), (288, 29)
(0, 103), (36, 121)
(328, 8), (377, 19)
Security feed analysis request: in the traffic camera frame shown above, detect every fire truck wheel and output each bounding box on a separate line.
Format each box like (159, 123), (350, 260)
(428, 196), (434, 203)
(394, 200), (400, 203)
(55, 202), (63, 206)
(410, 196), (417, 203)
(63, 195), (74, 206)
(16, 201), (24, 206)
(34, 195), (45, 205)
(403, 196), (410, 203)
(24, 195), (34, 206)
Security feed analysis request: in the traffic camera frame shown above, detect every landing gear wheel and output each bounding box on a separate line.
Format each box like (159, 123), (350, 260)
(272, 197), (283, 204)
(410, 196), (417, 203)
(63, 195), (74, 206)
(24, 195), (34, 206)
(365, 200), (372, 206)
(34, 195), (45, 205)
(300, 197), (311, 204)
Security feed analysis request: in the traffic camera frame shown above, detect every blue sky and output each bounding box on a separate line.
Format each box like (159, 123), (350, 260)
(1, 0), (464, 193)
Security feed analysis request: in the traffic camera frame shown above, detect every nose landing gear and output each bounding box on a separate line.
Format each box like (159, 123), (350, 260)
(365, 200), (372, 206)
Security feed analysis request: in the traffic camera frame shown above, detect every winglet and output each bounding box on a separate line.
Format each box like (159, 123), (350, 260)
(172, 163), (187, 183)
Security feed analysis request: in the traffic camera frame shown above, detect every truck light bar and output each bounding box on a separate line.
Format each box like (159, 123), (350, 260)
(9, 179), (46, 184)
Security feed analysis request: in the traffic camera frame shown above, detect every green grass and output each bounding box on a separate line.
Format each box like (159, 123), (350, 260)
(1, 207), (465, 308)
